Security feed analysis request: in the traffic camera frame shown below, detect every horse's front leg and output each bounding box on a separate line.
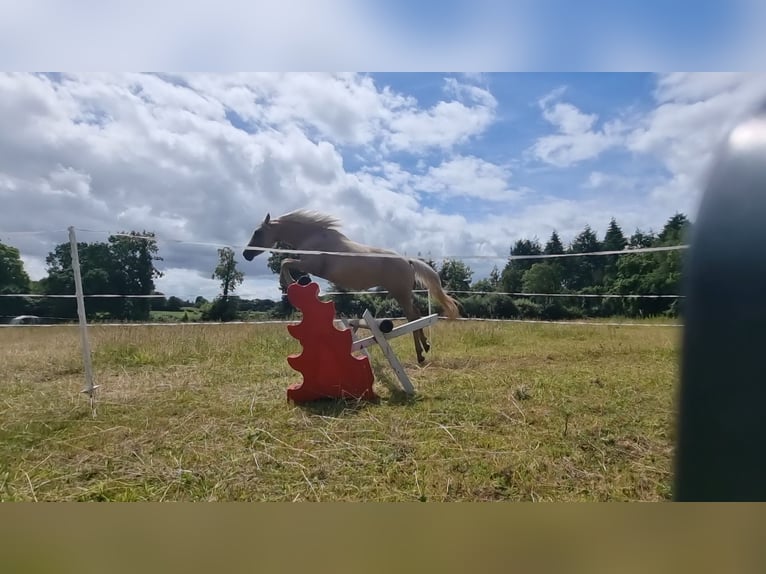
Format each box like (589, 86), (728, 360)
(279, 259), (304, 290)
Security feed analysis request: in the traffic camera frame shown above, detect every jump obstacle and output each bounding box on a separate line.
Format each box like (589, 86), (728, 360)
(284, 277), (439, 403)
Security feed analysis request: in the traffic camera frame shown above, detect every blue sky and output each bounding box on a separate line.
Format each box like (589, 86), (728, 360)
(371, 73), (663, 217)
(3, 0), (762, 71)
(1, 72), (765, 300)
(375, 0), (741, 45)
(362, 0), (751, 70)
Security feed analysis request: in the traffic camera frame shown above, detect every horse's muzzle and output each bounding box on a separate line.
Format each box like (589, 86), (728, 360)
(243, 248), (262, 261)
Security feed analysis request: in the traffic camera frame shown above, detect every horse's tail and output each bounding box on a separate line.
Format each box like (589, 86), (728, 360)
(409, 258), (460, 320)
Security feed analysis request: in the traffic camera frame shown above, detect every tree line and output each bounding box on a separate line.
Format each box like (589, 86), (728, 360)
(1, 232), (163, 322)
(0, 212), (690, 323)
(265, 212), (690, 321)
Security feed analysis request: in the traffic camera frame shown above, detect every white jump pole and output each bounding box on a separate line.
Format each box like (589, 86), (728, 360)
(427, 290), (433, 358)
(362, 309), (415, 395)
(338, 316), (371, 360)
(350, 311), (439, 395)
(68, 226), (98, 407)
(350, 313), (439, 352)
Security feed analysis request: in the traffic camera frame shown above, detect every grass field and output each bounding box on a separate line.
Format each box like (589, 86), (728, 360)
(0, 319), (680, 501)
(149, 307), (203, 322)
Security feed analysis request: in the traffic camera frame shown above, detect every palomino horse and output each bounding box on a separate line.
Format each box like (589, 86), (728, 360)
(243, 210), (460, 363)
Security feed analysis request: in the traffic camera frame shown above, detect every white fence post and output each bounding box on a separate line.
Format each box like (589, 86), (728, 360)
(68, 226), (97, 406)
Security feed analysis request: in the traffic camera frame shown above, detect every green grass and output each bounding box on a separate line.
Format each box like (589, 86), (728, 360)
(0, 320), (679, 501)
(149, 307), (203, 322)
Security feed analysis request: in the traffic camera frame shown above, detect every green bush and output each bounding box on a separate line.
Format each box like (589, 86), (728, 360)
(514, 299), (542, 319)
(202, 297), (239, 322)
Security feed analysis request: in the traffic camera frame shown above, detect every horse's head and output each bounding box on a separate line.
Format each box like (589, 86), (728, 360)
(243, 213), (276, 261)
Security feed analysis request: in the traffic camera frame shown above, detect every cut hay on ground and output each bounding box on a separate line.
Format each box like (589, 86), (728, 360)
(0, 320), (678, 501)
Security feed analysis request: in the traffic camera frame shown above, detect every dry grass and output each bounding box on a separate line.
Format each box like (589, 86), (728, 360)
(0, 319), (679, 501)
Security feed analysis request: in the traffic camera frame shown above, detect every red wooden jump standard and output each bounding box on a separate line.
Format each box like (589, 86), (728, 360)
(285, 277), (377, 402)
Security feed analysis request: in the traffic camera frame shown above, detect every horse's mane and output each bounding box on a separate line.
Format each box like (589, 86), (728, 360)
(276, 210), (341, 230)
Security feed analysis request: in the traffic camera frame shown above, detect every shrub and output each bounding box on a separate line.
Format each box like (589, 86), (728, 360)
(514, 299), (542, 319)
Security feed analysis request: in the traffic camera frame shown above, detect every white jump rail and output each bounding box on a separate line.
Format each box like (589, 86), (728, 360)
(344, 312), (439, 394)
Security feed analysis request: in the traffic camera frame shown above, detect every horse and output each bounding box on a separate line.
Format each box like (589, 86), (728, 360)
(243, 210), (460, 363)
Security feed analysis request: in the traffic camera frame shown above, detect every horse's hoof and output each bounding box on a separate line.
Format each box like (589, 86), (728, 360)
(417, 356), (425, 364)
(423, 342), (430, 352)
(297, 275), (311, 286)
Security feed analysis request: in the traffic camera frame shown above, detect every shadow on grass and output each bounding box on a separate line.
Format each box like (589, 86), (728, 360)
(385, 389), (420, 407)
(291, 388), (420, 416)
(293, 396), (378, 417)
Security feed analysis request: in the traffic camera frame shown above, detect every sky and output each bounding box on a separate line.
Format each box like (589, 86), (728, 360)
(2, 72), (765, 301)
(2, 1), (763, 70)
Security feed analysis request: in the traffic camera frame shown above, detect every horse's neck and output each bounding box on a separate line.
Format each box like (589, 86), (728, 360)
(275, 221), (340, 248)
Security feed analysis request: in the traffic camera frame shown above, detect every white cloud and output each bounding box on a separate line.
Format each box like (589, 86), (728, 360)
(0, 1), (540, 70)
(45, 166), (93, 199)
(0, 72), (506, 300)
(17, 254), (48, 283)
(627, 73), (766, 215)
(3, 72), (765, 303)
(414, 156), (527, 202)
(531, 74), (766, 228)
(584, 171), (636, 191)
(384, 79), (497, 153)
(181, 73), (496, 155)
(531, 88), (626, 167)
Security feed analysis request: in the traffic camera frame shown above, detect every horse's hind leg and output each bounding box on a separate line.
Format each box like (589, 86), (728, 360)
(408, 300), (430, 354)
(393, 291), (428, 363)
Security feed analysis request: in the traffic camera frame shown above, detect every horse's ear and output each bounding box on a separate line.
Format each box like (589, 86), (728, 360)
(263, 213), (271, 225)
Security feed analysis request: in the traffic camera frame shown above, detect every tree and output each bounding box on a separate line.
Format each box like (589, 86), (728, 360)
(489, 265), (501, 288)
(501, 238), (542, 293)
(544, 231), (565, 256)
(471, 266), (501, 293)
(439, 259), (473, 292)
(471, 278), (495, 292)
(542, 230), (566, 292)
(0, 241), (30, 293)
(652, 213), (690, 308)
(38, 231), (163, 321)
(0, 240), (32, 318)
(108, 231), (163, 320)
(522, 262), (562, 295)
(602, 218), (628, 288)
(151, 294), (168, 311)
(658, 213), (690, 244)
(628, 229), (656, 248)
(566, 225), (602, 291)
(602, 218), (628, 252)
(39, 241), (115, 319)
(213, 247), (244, 302)
(328, 282), (364, 317)
(206, 247), (244, 322)
(611, 214), (689, 317)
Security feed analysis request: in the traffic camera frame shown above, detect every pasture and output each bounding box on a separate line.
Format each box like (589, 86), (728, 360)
(0, 319), (679, 501)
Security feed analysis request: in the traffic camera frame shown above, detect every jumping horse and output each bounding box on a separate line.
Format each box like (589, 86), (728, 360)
(243, 210), (460, 363)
